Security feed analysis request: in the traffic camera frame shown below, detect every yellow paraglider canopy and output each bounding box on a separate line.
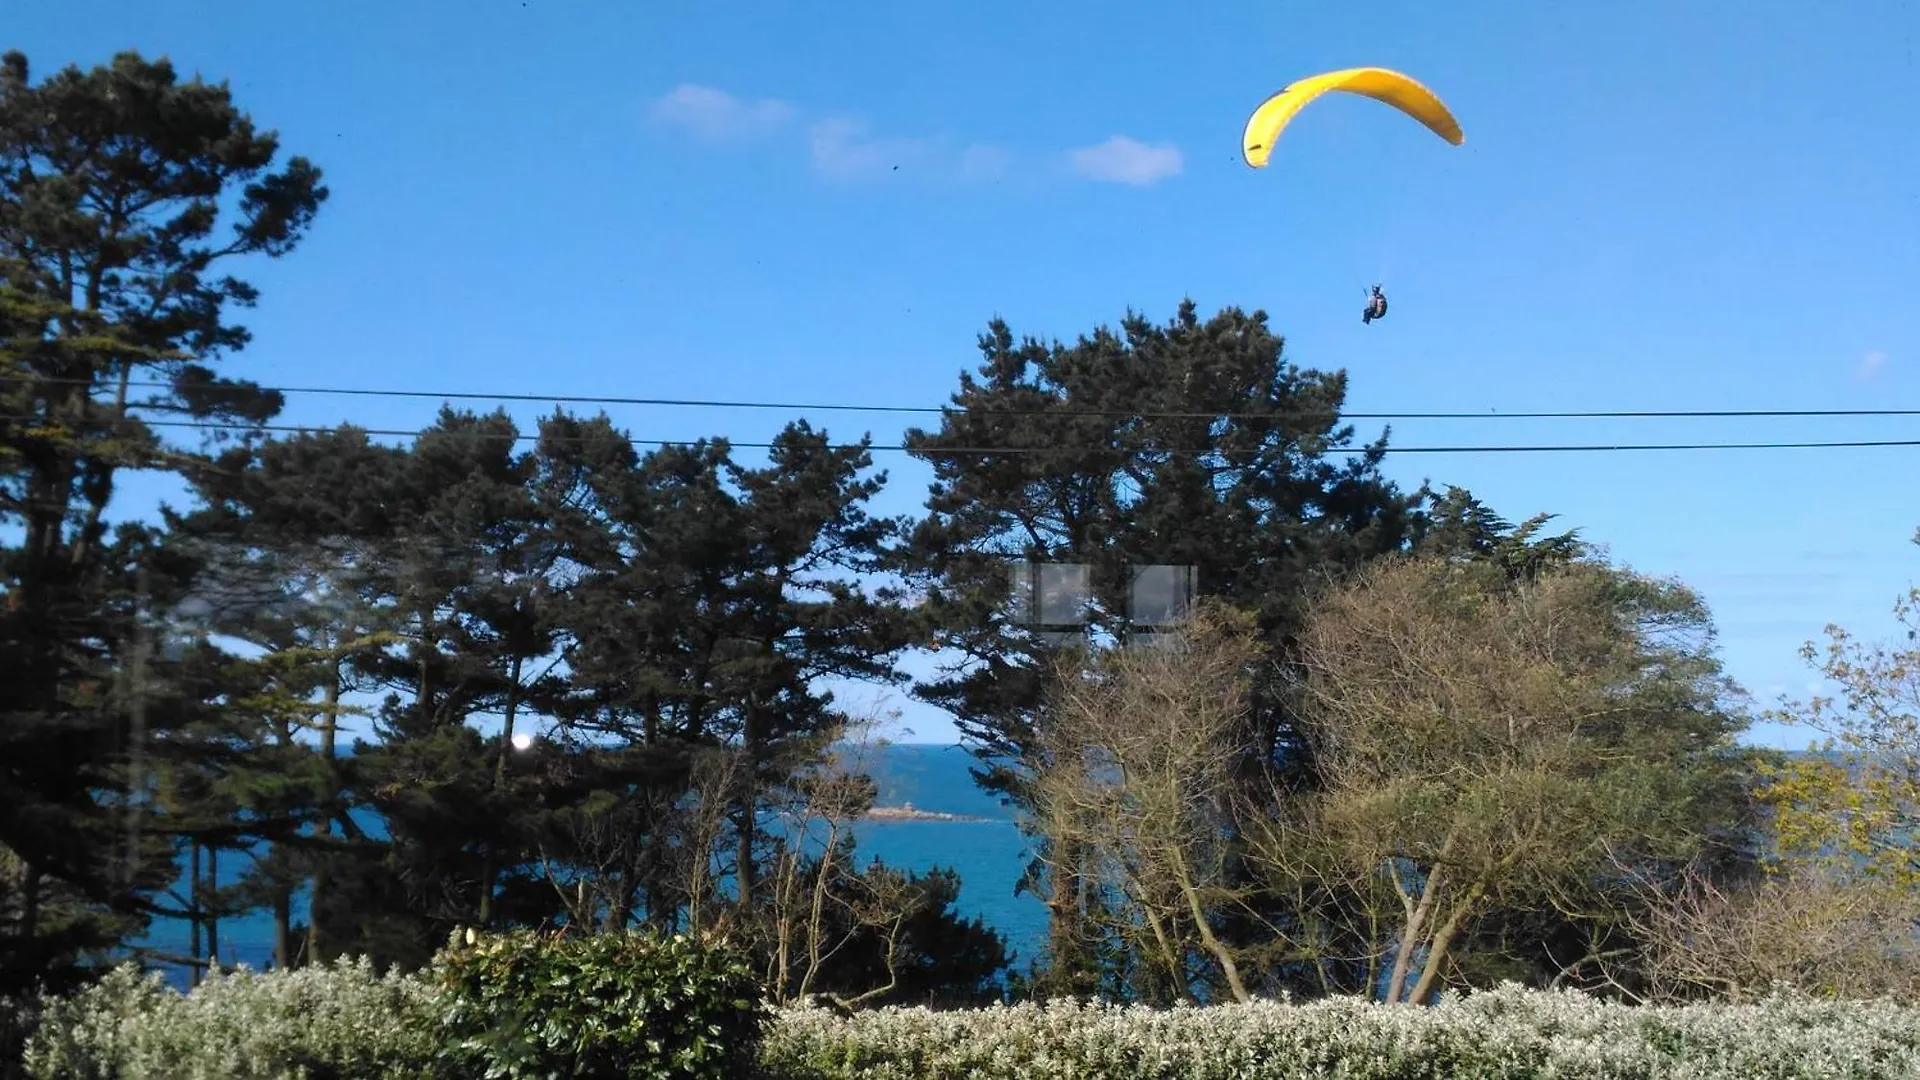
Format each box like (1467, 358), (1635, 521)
(1242, 67), (1463, 169)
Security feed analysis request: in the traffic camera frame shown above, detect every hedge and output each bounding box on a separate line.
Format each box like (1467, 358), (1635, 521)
(16, 957), (1920, 1078)
(758, 986), (1920, 1080)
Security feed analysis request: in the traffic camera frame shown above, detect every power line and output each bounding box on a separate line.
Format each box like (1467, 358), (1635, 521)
(13, 415), (1920, 456)
(4, 374), (1920, 423)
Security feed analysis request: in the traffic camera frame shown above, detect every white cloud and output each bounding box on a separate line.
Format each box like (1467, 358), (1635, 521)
(807, 116), (934, 180)
(1857, 349), (1889, 381)
(648, 83), (796, 143)
(807, 116), (1008, 184)
(958, 143), (1012, 183)
(651, 85), (1172, 190)
(1068, 134), (1184, 186)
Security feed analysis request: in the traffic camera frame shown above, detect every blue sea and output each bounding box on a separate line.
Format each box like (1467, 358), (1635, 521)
(133, 743), (1048, 984)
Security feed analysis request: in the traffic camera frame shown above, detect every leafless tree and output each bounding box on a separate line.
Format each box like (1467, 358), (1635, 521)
(681, 711), (928, 1009)
(1033, 602), (1266, 1003)
(1619, 854), (1920, 1003)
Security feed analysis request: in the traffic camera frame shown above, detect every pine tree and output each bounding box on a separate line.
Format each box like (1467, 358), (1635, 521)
(0, 48), (325, 988)
(901, 299), (1423, 997)
(538, 413), (914, 925)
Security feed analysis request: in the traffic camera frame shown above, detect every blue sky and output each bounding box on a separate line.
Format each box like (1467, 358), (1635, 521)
(9, 0), (1919, 748)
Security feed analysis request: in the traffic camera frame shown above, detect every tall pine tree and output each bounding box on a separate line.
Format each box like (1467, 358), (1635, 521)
(0, 49), (325, 989)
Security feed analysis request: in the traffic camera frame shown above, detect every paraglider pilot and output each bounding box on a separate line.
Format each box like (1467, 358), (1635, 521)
(1362, 285), (1388, 325)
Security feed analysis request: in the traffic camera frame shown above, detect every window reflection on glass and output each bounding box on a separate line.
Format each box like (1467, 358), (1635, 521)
(1038, 563), (1090, 626)
(1129, 564), (1195, 628)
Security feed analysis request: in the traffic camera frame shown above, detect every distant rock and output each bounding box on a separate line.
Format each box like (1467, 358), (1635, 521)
(863, 802), (990, 823)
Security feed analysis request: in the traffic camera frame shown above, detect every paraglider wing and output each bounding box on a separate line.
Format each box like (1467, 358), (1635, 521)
(1241, 66), (1464, 168)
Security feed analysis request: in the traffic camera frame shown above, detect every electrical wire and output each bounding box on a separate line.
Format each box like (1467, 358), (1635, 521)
(3, 373), (1919, 424)
(8, 415), (1919, 456)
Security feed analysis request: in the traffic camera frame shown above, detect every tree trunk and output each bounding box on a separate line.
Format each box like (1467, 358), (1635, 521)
(205, 845), (220, 973)
(1385, 860), (1443, 1005)
(124, 569), (150, 890)
(1045, 836), (1095, 997)
(735, 702), (760, 912)
(307, 653), (343, 965)
(479, 656), (525, 927)
(602, 867), (633, 934)
(272, 885), (291, 971)
(1407, 882), (1485, 1006)
(1172, 855), (1250, 1003)
(20, 862), (40, 949)
(189, 842), (203, 987)
(1136, 899), (1191, 1003)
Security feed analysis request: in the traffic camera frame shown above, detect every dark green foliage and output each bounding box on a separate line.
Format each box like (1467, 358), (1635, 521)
(0, 990), (44, 1080)
(162, 425), (416, 973)
(0, 47), (324, 990)
(148, 400), (1001, 1008)
(532, 412), (917, 923)
(901, 299), (1424, 998)
(1414, 484), (1585, 580)
(432, 927), (772, 1080)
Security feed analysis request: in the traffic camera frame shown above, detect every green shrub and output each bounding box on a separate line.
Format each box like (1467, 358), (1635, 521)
(430, 926), (772, 1080)
(756, 983), (1920, 1080)
(20, 958), (441, 1079)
